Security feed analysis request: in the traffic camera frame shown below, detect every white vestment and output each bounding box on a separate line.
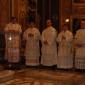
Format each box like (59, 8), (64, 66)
(41, 26), (57, 66)
(23, 27), (40, 66)
(5, 23), (22, 63)
(75, 29), (85, 69)
(57, 30), (73, 69)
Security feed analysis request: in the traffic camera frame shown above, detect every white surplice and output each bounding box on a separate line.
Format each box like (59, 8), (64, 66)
(75, 29), (85, 69)
(23, 27), (40, 66)
(57, 30), (73, 69)
(41, 26), (57, 66)
(5, 23), (22, 63)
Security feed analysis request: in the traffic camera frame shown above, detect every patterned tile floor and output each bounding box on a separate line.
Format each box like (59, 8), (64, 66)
(0, 68), (85, 85)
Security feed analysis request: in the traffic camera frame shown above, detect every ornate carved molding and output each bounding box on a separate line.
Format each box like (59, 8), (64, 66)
(72, 3), (85, 16)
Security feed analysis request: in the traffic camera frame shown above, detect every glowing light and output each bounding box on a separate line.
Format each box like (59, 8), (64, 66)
(8, 36), (12, 41)
(65, 19), (69, 22)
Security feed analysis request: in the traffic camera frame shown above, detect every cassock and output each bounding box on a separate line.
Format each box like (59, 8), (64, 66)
(75, 29), (85, 69)
(41, 26), (57, 66)
(23, 27), (40, 66)
(5, 23), (22, 63)
(57, 30), (73, 69)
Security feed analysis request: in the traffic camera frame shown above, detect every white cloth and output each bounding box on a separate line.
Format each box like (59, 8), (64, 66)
(41, 26), (57, 66)
(5, 23), (22, 63)
(57, 30), (73, 69)
(23, 27), (40, 66)
(75, 29), (85, 69)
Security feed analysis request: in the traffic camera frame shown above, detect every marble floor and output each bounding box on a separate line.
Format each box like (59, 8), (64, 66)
(0, 68), (85, 85)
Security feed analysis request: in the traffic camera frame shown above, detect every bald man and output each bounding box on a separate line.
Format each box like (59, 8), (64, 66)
(75, 21), (85, 70)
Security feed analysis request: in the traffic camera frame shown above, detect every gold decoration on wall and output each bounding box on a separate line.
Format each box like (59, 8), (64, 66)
(18, 0), (28, 28)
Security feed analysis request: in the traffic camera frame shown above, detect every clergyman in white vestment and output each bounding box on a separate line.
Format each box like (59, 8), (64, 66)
(5, 17), (22, 69)
(75, 21), (85, 70)
(23, 22), (40, 66)
(57, 24), (73, 69)
(41, 20), (57, 67)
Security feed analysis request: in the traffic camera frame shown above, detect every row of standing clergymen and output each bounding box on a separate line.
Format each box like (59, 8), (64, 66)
(4, 17), (85, 70)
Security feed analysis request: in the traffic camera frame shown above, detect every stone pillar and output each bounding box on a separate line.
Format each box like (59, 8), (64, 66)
(59, 0), (72, 31)
(11, 0), (19, 19)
